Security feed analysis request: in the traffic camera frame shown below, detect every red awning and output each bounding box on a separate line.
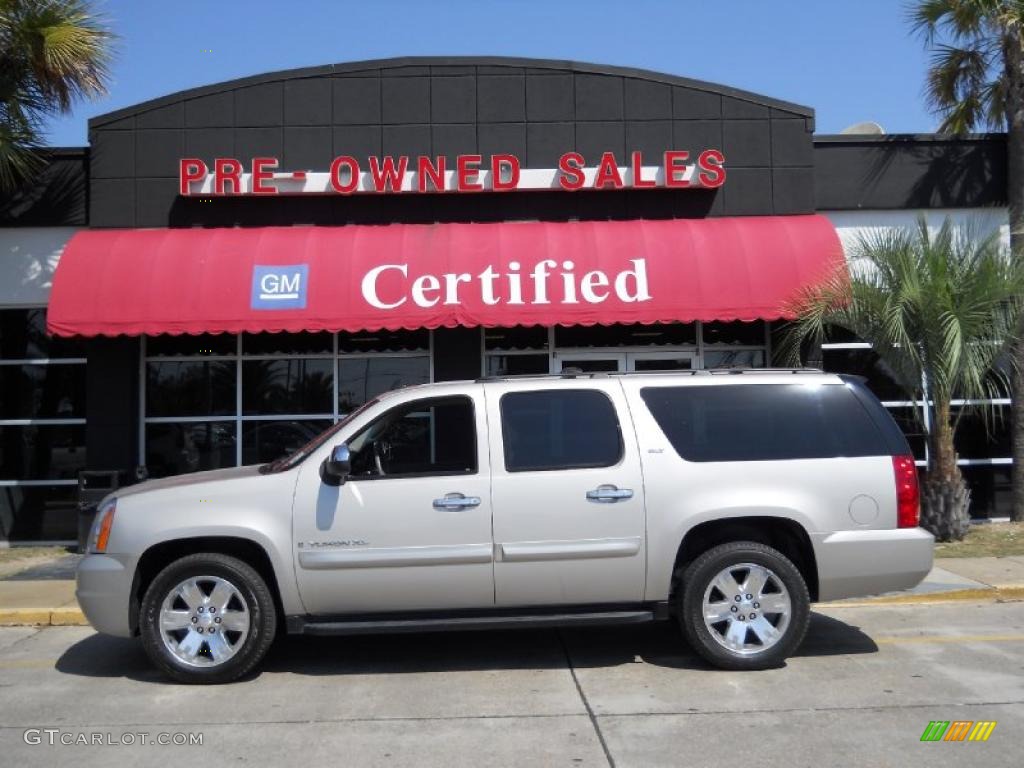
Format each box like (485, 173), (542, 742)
(46, 215), (843, 337)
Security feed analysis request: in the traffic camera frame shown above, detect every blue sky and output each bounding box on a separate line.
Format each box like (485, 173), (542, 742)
(46, 0), (937, 146)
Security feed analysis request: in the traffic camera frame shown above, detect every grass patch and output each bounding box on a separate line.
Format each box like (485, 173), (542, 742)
(934, 523), (1024, 558)
(0, 546), (71, 565)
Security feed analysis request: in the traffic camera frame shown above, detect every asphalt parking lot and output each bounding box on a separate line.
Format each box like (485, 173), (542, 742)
(0, 600), (1021, 767)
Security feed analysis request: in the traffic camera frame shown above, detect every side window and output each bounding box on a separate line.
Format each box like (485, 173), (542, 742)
(347, 396), (476, 478)
(500, 389), (622, 472)
(640, 384), (887, 462)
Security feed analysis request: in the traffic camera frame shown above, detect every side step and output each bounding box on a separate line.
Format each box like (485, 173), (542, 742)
(290, 609), (656, 636)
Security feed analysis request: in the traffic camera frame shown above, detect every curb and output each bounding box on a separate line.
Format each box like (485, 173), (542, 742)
(822, 586), (1024, 608)
(0, 607), (88, 627)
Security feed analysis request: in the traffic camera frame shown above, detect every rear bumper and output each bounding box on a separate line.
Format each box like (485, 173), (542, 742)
(811, 527), (934, 602)
(75, 553), (136, 637)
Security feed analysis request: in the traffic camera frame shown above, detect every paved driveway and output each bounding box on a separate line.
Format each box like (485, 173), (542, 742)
(0, 601), (1021, 767)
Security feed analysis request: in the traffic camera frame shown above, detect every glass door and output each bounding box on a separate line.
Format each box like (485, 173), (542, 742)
(554, 352), (627, 373)
(626, 350), (696, 371)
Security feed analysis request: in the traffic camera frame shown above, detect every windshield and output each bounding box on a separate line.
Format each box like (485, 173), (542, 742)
(260, 398), (380, 473)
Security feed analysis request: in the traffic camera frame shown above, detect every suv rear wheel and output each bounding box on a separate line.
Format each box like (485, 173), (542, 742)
(139, 553), (277, 684)
(676, 541), (810, 670)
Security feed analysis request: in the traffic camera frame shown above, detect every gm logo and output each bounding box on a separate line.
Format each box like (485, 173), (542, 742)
(251, 265), (308, 310)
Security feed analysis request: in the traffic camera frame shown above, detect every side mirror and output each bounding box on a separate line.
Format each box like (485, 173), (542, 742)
(320, 443), (351, 486)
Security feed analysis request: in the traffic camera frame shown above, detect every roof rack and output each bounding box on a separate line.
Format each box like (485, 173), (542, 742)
(474, 367), (823, 383)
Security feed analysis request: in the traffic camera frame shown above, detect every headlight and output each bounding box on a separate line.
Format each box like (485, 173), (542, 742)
(88, 498), (117, 554)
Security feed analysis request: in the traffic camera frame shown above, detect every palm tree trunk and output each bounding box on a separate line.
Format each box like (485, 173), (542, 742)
(920, 399), (971, 541)
(1005, 35), (1024, 523)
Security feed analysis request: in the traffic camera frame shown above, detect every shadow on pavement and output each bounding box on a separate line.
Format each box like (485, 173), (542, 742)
(54, 610), (877, 682)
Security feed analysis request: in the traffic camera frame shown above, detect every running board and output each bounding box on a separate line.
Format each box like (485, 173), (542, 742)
(288, 609), (657, 636)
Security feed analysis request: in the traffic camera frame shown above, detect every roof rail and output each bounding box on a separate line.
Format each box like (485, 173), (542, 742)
(474, 367), (823, 383)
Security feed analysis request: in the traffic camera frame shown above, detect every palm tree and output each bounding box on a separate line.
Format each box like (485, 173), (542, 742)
(783, 217), (1024, 540)
(0, 0), (112, 191)
(908, 0), (1024, 521)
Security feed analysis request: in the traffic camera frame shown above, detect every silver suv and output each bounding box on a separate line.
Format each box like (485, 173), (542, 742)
(77, 370), (933, 683)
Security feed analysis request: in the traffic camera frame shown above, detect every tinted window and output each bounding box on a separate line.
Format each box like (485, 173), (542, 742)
(641, 384), (888, 462)
(501, 390), (622, 472)
(347, 397), (476, 478)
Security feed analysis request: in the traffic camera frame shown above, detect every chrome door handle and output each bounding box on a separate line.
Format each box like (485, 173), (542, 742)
(586, 485), (634, 503)
(433, 493), (482, 510)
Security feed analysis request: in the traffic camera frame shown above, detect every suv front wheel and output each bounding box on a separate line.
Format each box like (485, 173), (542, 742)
(676, 541), (810, 670)
(139, 553), (277, 684)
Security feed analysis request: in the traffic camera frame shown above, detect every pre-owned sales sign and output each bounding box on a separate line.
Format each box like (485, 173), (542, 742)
(179, 150), (726, 196)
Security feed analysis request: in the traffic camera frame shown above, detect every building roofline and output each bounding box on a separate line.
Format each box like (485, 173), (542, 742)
(814, 133), (1005, 144)
(88, 55), (814, 129)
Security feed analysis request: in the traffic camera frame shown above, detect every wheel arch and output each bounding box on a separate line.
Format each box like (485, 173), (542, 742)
(131, 536), (284, 636)
(670, 517), (819, 604)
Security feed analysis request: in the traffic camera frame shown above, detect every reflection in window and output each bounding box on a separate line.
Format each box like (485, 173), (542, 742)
(241, 420), (332, 465)
(146, 360), (236, 417)
(0, 425), (86, 480)
(338, 357), (429, 414)
(702, 350), (765, 369)
(242, 359), (333, 415)
(0, 485), (78, 541)
(146, 422), (237, 478)
(0, 364), (85, 419)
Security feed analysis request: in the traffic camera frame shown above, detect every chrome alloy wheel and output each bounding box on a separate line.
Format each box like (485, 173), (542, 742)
(702, 562), (792, 656)
(158, 576), (251, 668)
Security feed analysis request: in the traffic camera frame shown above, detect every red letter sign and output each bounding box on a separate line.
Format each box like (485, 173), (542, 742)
(558, 153), (585, 190)
(330, 156), (360, 193)
(457, 155), (483, 191)
(179, 158), (208, 196)
(491, 154), (520, 191)
(698, 149), (726, 188)
(252, 157), (278, 195)
(664, 151), (691, 188)
(369, 155), (408, 193)
(214, 158), (242, 195)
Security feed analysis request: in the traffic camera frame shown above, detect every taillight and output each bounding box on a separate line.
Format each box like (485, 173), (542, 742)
(892, 455), (919, 528)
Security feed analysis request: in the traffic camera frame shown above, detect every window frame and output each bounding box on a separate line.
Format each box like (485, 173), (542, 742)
(498, 388), (625, 473)
(343, 394), (479, 481)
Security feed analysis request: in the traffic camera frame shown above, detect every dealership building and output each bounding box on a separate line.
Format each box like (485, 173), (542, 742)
(0, 57), (1012, 543)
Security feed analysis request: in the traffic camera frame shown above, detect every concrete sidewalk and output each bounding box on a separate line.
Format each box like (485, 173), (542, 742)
(1, 555), (1023, 627)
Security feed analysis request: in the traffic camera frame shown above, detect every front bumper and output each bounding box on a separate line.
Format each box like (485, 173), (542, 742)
(811, 527), (934, 602)
(75, 553), (137, 637)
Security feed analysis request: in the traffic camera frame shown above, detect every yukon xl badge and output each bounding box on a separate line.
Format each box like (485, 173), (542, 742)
(297, 540), (368, 548)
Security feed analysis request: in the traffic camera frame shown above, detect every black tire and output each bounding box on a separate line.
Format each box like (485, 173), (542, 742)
(139, 553), (277, 684)
(675, 541), (809, 670)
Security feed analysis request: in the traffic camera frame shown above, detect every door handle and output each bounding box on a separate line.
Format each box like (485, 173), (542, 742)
(433, 492), (482, 510)
(586, 485), (634, 503)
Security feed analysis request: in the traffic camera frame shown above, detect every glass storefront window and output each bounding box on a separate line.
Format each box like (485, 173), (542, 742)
(146, 421), (237, 478)
(821, 348), (910, 402)
(0, 364), (85, 419)
(0, 425), (86, 480)
(142, 333), (432, 478)
(702, 349), (765, 369)
(338, 357), (430, 413)
(242, 359), (334, 415)
(243, 332), (333, 355)
(146, 360), (236, 417)
(0, 485), (78, 542)
(556, 322), (697, 347)
(0, 308), (86, 541)
(0, 308), (84, 359)
(241, 419), (333, 465)
(701, 321), (766, 346)
(145, 333), (236, 357)
(485, 354), (549, 376)
(337, 329), (429, 353)
(484, 326), (549, 351)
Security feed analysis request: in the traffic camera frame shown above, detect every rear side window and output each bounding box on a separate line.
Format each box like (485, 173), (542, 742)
(501, 389), (622, 472)
(640, 384), (888, 462)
